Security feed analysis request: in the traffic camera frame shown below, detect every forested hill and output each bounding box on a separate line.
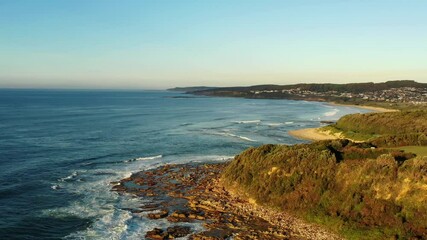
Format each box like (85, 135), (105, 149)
(190, 80), (426, 94)
(181, 80), (427, 106)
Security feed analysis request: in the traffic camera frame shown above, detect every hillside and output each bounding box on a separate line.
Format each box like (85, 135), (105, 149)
(183, 80), (427, 109)
(221, 140), (427, 239)
(222, 109), (427, 239)
(192, 80), (426, 94)
(322, 110), (427, 145)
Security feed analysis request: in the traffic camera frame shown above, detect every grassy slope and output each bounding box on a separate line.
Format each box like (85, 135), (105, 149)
(321, 110), (427, 144)
(221, 108), (427, 239)
(222, 140), (427, 239)
(396, 146), (427, 157)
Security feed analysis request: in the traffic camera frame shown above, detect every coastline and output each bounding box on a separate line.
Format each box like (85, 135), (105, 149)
(112, 100), (418, 239)
(326, 102), (399, 113)
(113, 163), (343, 239)
(288, 102), (397, 142)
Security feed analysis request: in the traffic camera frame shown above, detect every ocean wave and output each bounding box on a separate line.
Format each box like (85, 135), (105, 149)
(48, 152), (238, 239)
(166, 154), (235, 164)
(76, 153), (119, 163)
(285, 121), (294, 125)
(324, 108), (339, 117)
(201, 129), (257, 142)
(266, 122), (282, 126)
(222, 132), (256, 142)
(48, 161), (203, 239)
(233, 120), (261, 124)
(135, 155), (163, 161)
(45, 168), (146, 238)
(59, 171), (78, 182)
(124, 155), (163, 163)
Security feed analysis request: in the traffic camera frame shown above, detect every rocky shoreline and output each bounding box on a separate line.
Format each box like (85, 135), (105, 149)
(111, 162), (343, 239)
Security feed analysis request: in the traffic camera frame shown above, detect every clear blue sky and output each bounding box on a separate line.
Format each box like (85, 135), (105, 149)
(0, 0), (426, 89)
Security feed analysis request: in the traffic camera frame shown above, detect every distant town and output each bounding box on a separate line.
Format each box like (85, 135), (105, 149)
(172, 80), (427, 106)
(252, 86), (427, 104)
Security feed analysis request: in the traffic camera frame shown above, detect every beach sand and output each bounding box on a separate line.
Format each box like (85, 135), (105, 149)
(288, 128), (341, 141)
(288, 103), (397, 142)
(327, 102), (399, 113)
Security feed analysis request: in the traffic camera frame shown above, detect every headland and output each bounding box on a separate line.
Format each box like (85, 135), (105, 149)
(114, 82), (427, 239)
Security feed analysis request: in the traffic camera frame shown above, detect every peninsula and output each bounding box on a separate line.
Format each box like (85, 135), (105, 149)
(171, 80), (427, 110)
(116, 82), (427, 239)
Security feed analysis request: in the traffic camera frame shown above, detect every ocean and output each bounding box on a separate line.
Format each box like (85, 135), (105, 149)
(0, 89), (370, 239)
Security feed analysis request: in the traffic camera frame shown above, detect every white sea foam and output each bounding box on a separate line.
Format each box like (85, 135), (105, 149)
(59, 171), (78, 182)
(48, 154), (231, 239)
(135, 155), (163, 161)
(324, 108), (339, 117)
(234, 120), (261, 124)
(236, 135), (256, 142)
(285, 121), (294, 125)
(163, 154), (234, 165)
(124, 155), (163, 163)
(230, 133), (256, 142)
(220, 132), (256, 142)
(203, 129), (257, 142)
(47, 167), (151, 239)
(266, 122), (282, 126)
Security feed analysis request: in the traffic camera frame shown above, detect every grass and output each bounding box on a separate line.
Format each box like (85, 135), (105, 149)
(320, 125), (375, 141)
(395, 146), (427, 157)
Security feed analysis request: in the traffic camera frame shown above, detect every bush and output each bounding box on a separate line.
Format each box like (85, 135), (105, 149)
(222, 141), (427, 239)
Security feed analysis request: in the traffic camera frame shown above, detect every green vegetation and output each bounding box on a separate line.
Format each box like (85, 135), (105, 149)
(192, 80), (427, 94)
(217, 92), (427, 238)
(186, 80), (427, 110)
(322, 110), (427, 146)
(395, 146), (427, 157)
(222, 140), (427, 239)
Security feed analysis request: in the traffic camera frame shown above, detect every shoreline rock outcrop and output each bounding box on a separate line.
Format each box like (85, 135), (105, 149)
(112, 162), (342, 239)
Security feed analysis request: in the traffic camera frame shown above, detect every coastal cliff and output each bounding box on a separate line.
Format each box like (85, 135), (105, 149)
(221, 110), (427, 239)
(221, 140), (427, 239)
(115, 107), (427, 239)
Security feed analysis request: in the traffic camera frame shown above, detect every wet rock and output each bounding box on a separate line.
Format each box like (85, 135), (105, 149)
(166, 225), (192, 238)
(111, 185), (126, 192)
(145, 228), (167, 240)
(188, 211), (205, 220)
(116, 163), (343, 240)
(167, 210), (192, 223)
(189, 228), (232, 240)
(147, 209), (169, 219)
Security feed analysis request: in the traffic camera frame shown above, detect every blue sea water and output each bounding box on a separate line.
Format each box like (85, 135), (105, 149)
(0, 89), (371, 239)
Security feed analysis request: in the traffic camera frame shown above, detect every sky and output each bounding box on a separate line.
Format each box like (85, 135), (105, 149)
(0, 0), (426, 89)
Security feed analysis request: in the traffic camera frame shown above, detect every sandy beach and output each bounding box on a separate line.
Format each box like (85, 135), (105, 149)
(327, 102), (399, 113)
(288, 103), (397, 142)
(288, 128), (341, 141)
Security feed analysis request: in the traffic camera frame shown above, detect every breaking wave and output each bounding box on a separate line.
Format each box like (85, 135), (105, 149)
(234, 120), (261, 124)
(124, 155), (163, 163)
(324, 108), (339, 117)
